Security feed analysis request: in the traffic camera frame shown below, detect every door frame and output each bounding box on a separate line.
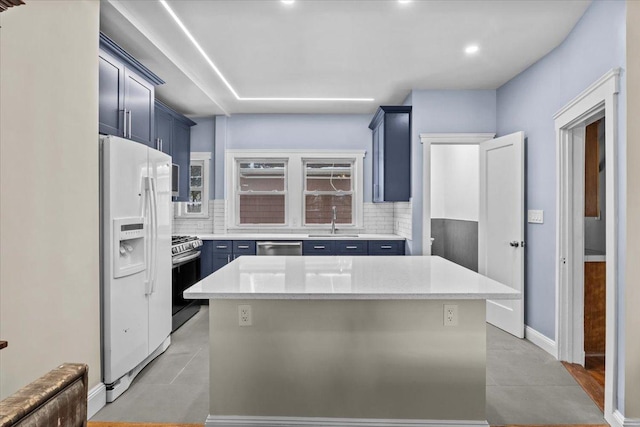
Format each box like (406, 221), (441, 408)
(554, 68), (620, 422)
(420, 133), (495, 255)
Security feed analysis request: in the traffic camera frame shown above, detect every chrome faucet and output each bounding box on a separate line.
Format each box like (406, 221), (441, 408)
(331, 206), (337, 234)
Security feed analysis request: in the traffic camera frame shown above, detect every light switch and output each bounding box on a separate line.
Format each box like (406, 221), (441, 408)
(528, 210), (544, 224)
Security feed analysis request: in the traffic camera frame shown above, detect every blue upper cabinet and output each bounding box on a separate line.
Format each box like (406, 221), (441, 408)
(369, 106), (412, 202)
(98, 49), (125, 137)
(98, 33), (164, 147)
(155, 101), (196, 202)
(154, 106), (173, 155)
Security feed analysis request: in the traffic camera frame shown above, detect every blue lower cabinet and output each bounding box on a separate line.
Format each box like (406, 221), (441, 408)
(335, 240), (368, 255)
(211, 240), (232, 272)
(202, 239), (404, 275)
(233, 241), (256, 257)
(368, 240), (405, 256)
(212, 240), (232, 253)
(207, 240), (257, 272)
(213, 252), (232, 271)
(200, 241), (214, 278)
(303, 241), (335, 255)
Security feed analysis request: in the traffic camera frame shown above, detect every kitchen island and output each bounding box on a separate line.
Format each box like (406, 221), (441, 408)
(184, 256), (519, 427)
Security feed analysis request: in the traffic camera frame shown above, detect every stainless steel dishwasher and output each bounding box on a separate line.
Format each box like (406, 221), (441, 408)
(256, 241), (303, 256)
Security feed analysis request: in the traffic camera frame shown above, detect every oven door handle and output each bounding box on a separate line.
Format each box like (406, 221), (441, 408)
(172, 251), (201, 267)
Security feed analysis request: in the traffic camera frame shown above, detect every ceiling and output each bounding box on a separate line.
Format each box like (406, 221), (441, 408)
(100, 0), (591, 117)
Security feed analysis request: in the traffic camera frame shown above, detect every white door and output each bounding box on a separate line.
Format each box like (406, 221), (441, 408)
(479, 132), (525, 338)
(147, 149), (173, 353)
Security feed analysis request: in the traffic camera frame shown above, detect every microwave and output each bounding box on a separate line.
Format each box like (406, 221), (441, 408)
(171, 163), (179, 197)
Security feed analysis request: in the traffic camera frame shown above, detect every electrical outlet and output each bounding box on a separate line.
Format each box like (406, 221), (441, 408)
(528, 209), (544, 224)
(238, 304), (252, 326)
(443, 304), (458, 326)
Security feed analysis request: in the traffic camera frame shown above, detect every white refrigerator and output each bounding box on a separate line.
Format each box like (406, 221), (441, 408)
(100, 135), (172, 402)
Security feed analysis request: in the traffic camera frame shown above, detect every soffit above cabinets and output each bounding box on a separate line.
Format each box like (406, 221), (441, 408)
(100, 0), (591, 116)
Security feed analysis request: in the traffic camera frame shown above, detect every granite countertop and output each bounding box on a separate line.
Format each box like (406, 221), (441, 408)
(195, 233), (406, 241)
(184, 255), (520, 300)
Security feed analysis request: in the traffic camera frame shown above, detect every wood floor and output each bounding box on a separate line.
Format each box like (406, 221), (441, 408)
(562, 360), (606, 412)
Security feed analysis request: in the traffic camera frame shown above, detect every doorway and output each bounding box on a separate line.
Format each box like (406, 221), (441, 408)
(421, 132), (525, 338)
(429, 143), (480, 271)
(560, 115), (607, 411)
(420, 133), (494, 257)
(555, 68), (620, 423)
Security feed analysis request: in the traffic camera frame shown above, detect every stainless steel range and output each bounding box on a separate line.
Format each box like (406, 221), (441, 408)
(172, 235), (203, 265)
(171, 235), (203, 331)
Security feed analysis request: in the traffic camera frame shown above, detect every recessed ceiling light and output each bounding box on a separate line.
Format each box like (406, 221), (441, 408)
(398, 0), (412, 4)
(281, 0), (295, 4)
(465, 45), (480, 54)
(158, 0), (373, 103)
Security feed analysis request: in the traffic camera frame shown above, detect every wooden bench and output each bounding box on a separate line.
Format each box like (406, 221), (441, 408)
(0, 363), (88, 427)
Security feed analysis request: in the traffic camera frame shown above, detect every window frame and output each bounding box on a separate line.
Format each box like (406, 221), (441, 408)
(303, 159), (356, 227)
(226, 150), (365, 230)
(236, 158), (289, 226)
(176, 152), (211, 219)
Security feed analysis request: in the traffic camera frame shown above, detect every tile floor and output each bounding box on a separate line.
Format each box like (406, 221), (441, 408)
(91, 306), (606, 425)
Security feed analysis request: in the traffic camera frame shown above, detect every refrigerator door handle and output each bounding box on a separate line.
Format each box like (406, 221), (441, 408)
(143, 177), (153, 295)
(148, 176), (159, 294)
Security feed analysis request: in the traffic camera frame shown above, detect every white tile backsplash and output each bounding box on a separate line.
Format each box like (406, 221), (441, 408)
(394, 201), (412, 239)
(172, 201), (216, 235)
(363, 202), (394, 234)
(173, 199), (412, 237)
(213, 199), (226, 234)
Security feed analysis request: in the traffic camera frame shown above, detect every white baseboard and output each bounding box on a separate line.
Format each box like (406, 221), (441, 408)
(87, 382), (106, 419)
(205, 415), (489, 427)
(613, 410), (640, 427)
(525, 325), (557, 358)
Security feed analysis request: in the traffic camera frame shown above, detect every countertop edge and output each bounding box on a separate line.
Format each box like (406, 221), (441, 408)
(183, 292), (521, 300)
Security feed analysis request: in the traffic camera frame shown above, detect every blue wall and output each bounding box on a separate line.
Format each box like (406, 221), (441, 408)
(214, 114), (372, 200)
(404, 90), (497, 254)
(496, 0), (626, 344)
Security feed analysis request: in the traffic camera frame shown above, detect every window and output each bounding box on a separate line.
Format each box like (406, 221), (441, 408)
(237, 161), (287, 225)
(304, 161), (354, 225)
(227, 150), (364, 229)
(176, 152), (210, 218)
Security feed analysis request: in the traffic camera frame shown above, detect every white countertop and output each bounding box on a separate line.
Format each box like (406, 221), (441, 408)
(184, 255), (520, 300)
(196, 233), (405, 241)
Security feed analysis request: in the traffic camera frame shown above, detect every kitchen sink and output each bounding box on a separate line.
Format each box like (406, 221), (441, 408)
(308, 234), (360, 238)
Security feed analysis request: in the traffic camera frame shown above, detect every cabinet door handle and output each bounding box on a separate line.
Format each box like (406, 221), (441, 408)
(227, 255), (231, 263)
(127, 110), (132, 138)
(122, 109), (127, 137)
(380, 245), (392, 249)
(237, 245), (249, 249)
(313, 246), (325, 249)
(216, 245), (228, 249)
(346, 246), (358, 249)
(156, 138), (160, 150)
